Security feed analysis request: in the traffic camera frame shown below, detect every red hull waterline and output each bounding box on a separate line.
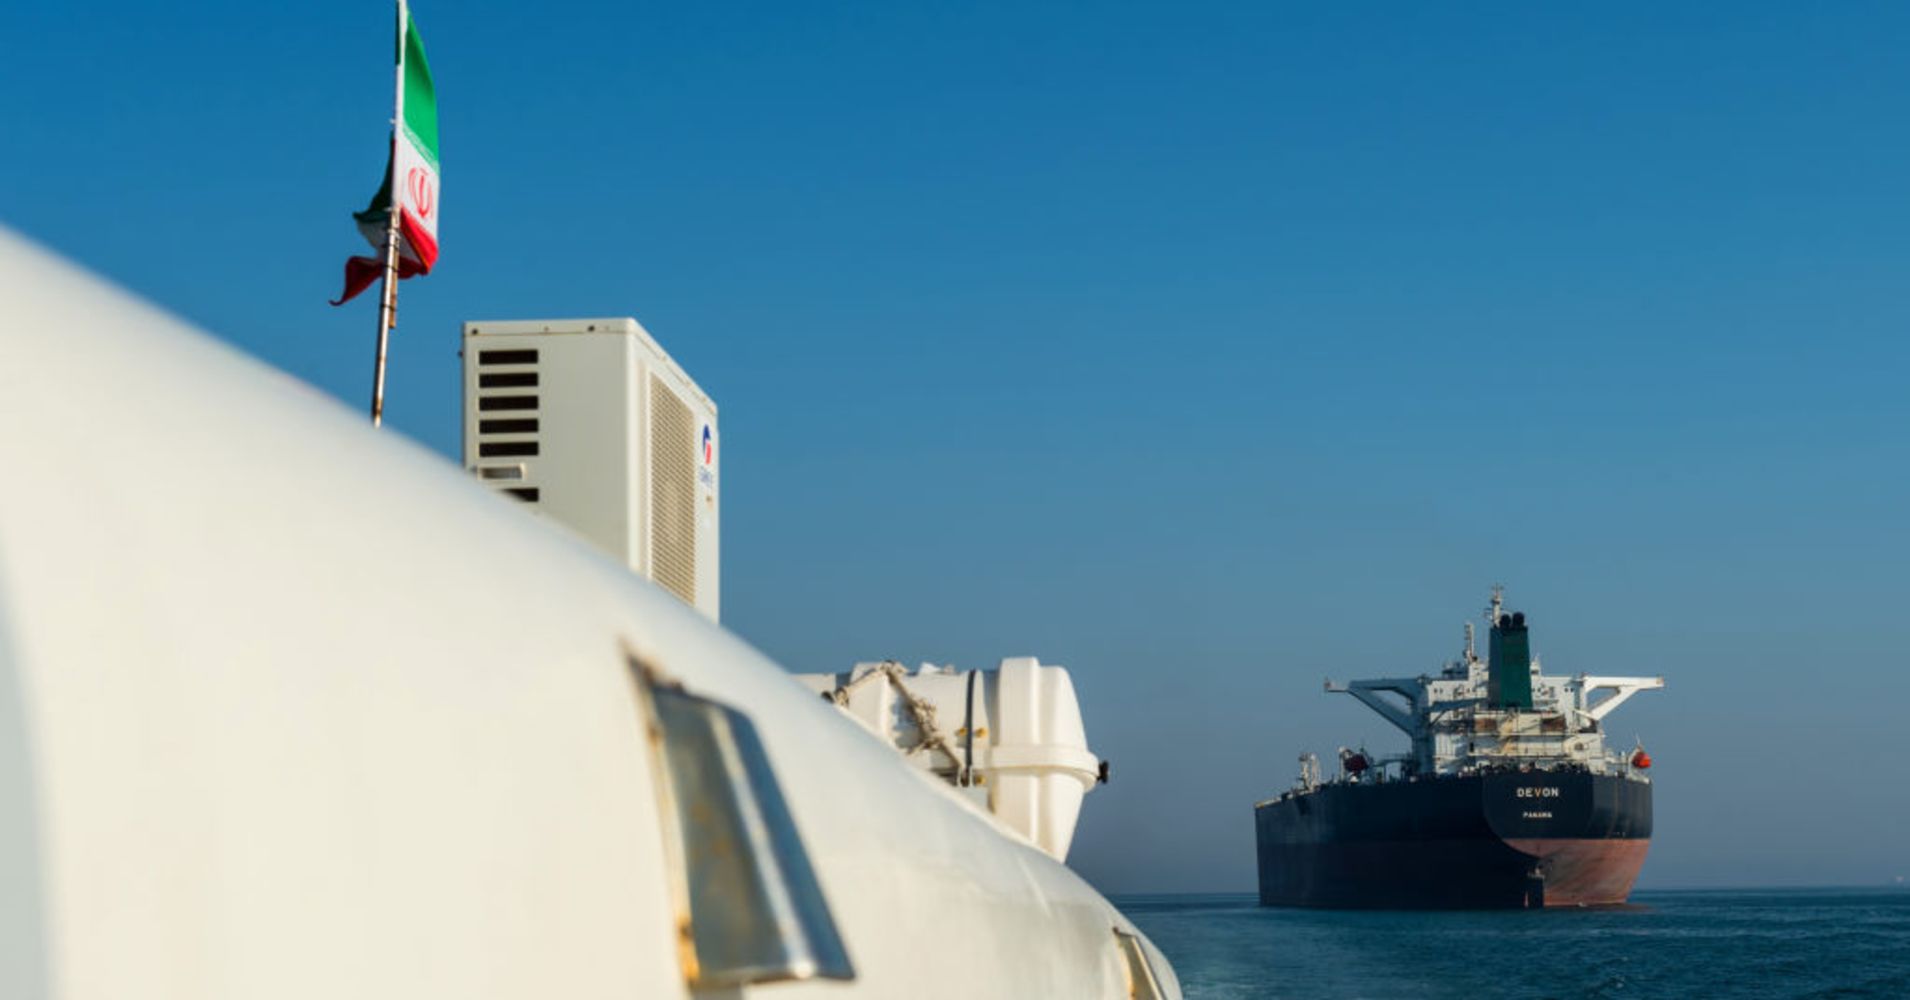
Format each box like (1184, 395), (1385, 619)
(1506, 837), (1652, 907)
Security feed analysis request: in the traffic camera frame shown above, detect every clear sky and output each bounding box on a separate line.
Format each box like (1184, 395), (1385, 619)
(5, 2), (1908, 893)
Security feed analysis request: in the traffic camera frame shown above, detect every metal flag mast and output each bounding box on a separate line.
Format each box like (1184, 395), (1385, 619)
(369, 0), (409, 427)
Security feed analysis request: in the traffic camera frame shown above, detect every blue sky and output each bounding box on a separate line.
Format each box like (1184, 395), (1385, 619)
(5, 2), (1908, 892)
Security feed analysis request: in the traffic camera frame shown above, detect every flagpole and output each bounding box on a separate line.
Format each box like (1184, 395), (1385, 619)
(369, 0), (408, 427)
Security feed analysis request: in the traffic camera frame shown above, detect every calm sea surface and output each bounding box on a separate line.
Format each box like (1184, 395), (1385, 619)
(1115, 889), (1910, 999)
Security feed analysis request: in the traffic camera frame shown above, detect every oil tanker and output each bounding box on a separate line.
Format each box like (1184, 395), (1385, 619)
(1255, 590), (1663, 909)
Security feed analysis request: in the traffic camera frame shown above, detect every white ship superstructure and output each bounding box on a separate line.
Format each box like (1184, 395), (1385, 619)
(1326, 588), (1663, 780)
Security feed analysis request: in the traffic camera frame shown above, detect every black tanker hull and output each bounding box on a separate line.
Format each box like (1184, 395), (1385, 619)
(1255, 771), (1651, 909)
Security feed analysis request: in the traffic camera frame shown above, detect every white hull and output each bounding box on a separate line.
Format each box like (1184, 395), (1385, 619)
(0, 228), (1178, 1000)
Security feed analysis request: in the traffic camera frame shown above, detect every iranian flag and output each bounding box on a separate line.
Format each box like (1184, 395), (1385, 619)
(333, 3), (439, 306)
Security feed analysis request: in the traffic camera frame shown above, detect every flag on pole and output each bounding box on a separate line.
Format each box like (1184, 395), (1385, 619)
(332, 6), (439, 306)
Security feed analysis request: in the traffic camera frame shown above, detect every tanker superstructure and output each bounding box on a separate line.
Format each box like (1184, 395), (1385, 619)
(1255, 589), (1663, 909)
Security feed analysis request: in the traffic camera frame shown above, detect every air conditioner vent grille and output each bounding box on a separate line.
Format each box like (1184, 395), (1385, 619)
(649, 374), (697, 606)
(479, 371), (539, 388)
(475, 352), (541, 503)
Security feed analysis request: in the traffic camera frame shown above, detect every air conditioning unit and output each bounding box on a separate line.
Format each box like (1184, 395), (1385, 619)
(462, 317), (719, 620)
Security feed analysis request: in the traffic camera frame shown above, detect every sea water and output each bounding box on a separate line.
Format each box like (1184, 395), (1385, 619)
(1117, 889), (1910, 999)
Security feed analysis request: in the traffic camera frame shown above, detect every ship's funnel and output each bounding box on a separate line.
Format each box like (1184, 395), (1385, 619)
(1488, 612), (1534, 710)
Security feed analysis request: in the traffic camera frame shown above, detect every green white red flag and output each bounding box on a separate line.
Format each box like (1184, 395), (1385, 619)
(333, 3), (439, 305)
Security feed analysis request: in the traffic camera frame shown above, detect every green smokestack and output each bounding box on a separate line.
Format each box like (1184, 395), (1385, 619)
(1488, 612), (1534, 710)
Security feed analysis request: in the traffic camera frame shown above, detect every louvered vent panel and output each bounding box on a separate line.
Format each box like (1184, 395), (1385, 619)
(649, 374), (697, 604)
(475, 348), (540, 502)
